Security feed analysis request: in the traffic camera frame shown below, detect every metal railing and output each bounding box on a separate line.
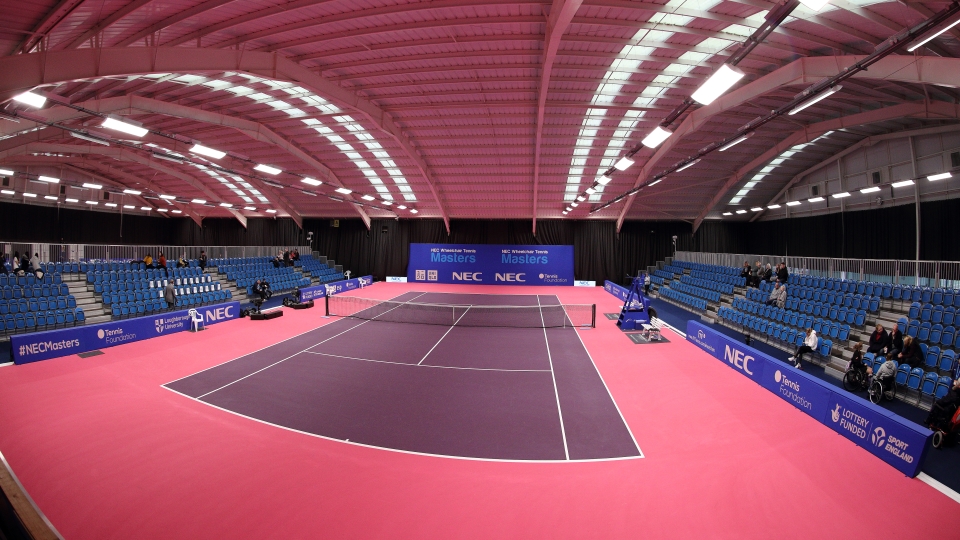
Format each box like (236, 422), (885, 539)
(1, 242), (312, 264)
(674, 251), (960, 290)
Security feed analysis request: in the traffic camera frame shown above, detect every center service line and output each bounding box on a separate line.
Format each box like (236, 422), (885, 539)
(417, 306), (472, 365)
(538, 295), (570, 460)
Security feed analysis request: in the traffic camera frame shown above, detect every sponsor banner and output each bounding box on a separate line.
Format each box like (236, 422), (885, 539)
(574, 280), (596, 287)
(686, 320), (932, 477)
(386, 276), (407, 283)
(604, 280), (630, 302)
(297, 275), (374, 302)
(12, 301), (240, 364)
(686, 320), (763, 383)
(826, 393), (931, 477)
(407, 243), (574, 286)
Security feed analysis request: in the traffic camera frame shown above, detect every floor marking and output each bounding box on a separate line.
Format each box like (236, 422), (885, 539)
(164, 384), (642, 463)
(564, 294), (645, 458)
(538, 294), (570, 461)
(417, 306), (471, 365)
(917, 472), (960, 505)
(304, 350), (551, 372)
(195, 292), (428, 399)
(163, 290), (422, 386)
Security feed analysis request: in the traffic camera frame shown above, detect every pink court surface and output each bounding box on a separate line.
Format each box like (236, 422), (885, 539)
(1, 282), (958, 539)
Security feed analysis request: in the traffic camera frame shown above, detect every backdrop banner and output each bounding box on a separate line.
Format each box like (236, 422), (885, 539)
(12, 301), (241, 364)
(685, 320), (931, 477)
(297, 276), (374, 302)
(604, 280), (630, 302)
(407, 244), (574, 285)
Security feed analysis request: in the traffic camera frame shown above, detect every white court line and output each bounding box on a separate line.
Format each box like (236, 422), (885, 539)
(195, 292), (428, 399)
(417, 306), (471, 365)
(162, 384), (643, 463)
(538, 294), (570, 460)
(918, 472), (960, 505)
(304, 350), (551, 372)
(556, 294), (645, 458)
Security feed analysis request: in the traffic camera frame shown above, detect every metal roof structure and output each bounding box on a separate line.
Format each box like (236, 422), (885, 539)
(0, 0), (958, 233)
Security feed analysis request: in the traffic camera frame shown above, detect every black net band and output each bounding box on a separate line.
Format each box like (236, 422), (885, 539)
(326, 296), (596, 328)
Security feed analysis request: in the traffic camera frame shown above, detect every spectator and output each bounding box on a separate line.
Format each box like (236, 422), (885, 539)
(740, 261), (751, 282)
(176, 254), (188, 268)
(765, 281), (786, 307)
(776, 263), (789, 284)
(751, 261), (763, 287)
(898, 336), (923, 368)
(157, 252), (167, 275)
(849, 342), (866, 376)
(292, 249), (300, 262)
(272, 251), (283, 269)
(885, 325), (904, 357)
(198, 250), (207, 270)
(164, 280), (176, 309)
(252, 279), (271, 301)
(643, 273), (651, 295)
(143, 253), (154, 268)
(925, 379), (960, 429)
(11, 251), (20, 274)
(283, 249), (292, 267)
(867, 324), (889, 354)
(30, 252), (41, 276)
(761, 263), (773, 282)
(870, 352), (898, 395)
(789, 328), (817, 369)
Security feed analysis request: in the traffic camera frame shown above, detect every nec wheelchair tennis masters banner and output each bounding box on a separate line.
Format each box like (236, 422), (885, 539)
(407, 244), (574, 286)
(12, 301), (240, 364)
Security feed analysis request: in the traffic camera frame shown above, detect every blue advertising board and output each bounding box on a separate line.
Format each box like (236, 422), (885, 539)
(12, 301), (241, 364)
(685, 320), (931, 477)
(407, 244), (574, 286)
(604, 280), (630, 301)
(297, 275), (374, 302)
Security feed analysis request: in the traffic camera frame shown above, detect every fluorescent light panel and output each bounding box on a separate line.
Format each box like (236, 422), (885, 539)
(105, 203), (117, 207)
(691, 64), (745, 105)
(191, 199), (206, 204)
(140, 207), (151, 211)
(789, 86), (842, 116)
(361, 194), (375, 201)
(70, 132), (110, 146)
(786, 201), (802, 206)
(219, 202), (232, 207)
(254, 164), (282, 175)
(85, 200), (97, 205)
(641, 126), (672, 149)
(157, 208), (168, 212)
(189, 144), (226, 159)
(101, 116), (148, 137)
(648, 179), (662, 186)
(860, 186), (881, 194)
(12, 91), (46, 108)
(123, 205), (135, 209)
(159, 194), (176, 200)
(37, 175), (59, 183)
(767, 204), (781, 209)
(1, 190), (16, 195)
(676, 159), (700, 172)
(928, 172), (952, 181)
(23, 193), (37, 198)
(410, 209), (418, 214)
(722, 212), (732, 216)
(265, 209), (277, 213)
(301, 177), (322, 186)
(44, 195), (58, 200)
(907, 18), (960, 52)
(123, 189), (141, 195)
(735, 209), (747, 214)
(66, 198), (79, 203)
(82, 183), (102, 189)
(719, 132), (753, 152)
(832, 192), (851, 198)
(614, 156), (634, 171)
(751, 207), (763, 212)
(0, 169), (13, 176)
(808, 196), (825, 202)
(335, 187), (352, 195)
(892, 179), (914, 188)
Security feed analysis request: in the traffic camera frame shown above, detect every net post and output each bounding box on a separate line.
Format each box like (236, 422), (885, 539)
(591, 304), (596, 328)
(325, 294), (330, 316)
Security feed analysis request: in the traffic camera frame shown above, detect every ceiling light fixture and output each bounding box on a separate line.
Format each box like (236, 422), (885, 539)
(12, 91), (46, 108)
(23, 193), (37, 198)
(85, 200), (97, 205)
(735, 209), (747, 214)
(767, 204), (781, 209)
(892, 179), (915, 188)
(0, 168), (13, 176)
(718, 132), (754, 152)
(44, 195), (58, 201)
(219, 202), (232, 207)
(908, 17), (960, 52)
(789, 85), (843, 116)
(410, 209), (418, 214)
(786, 201), (802, 206)
(382, 200), (393, 206)
(832, 192), (851, 198)
(2, 189), (16, 195)
(928, 172), (952, 181)
(101, 116), (148, 137)
(70, 132), (111, 146)
(691, 64), (746, 105)
(300, 190), (317, 196)
(243, 207), (256, 211)
(140, 207), (151, 211)
(254, 164), (282, 175)
(265, 209), (277, 213)
(676, 159), (700, 172)
(105, 203), (117, 207)
(301, 177), (322, 186)
(123, 204), (135, 209)
(648, 179), (663, 186)
(860, 186), (881, 194)
(571, 202), (579, 207)
(172, 210), (182, 214)
(123, 189), (142, 195)
(597, 176), (611, 185)
(585, 187), (597, 195)
(82, 183), (102, 189)
(189, 144), (226, 159)
(157, 208), (169, 212)
(642, 126), (672, 148)
(751, 207), (763, 212)
(335, 187), (352, 195)
(191, 199), (206, 204)
(159, 194), (176, 200)
(262, 180), (284, 189)
(397, 205), (407, 210)
(808, 196), (825, 202)
(722, 212), (732, 216)
(66, 198), (79, 203)
(576, 196), (586, 202)
(797, 0), (831, 11)
(361, 194), (375, 201)
(153, 153), (184, 164)
(37, 175), (59, 183)
(614, 156), (634, 170)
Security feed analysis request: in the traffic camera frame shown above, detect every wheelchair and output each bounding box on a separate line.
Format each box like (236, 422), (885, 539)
(842, 365), (870, 393)
(929, 404), (960, 449)
(868, 375), (896, 404)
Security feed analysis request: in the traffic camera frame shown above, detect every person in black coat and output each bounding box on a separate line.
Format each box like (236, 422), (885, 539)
(198, 250), (208, 270)
(897, 336), (923, 368)
(776, 263), (789, 284)
(885, 326), (904, 357)
(867, 324), (889, 354)
(925, 379), (960, 429)
(740, 261), (752, 282)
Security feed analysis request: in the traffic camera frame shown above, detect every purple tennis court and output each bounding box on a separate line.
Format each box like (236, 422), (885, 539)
(164, 291), (641, 461)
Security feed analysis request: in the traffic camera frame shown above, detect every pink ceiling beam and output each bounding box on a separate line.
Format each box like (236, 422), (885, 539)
(11, 0), (85, 55)
(614, 54), (960, 232)
(533, 0), (582, 234)
(692, 101), (960, 231)
(0, 47), (448, 231)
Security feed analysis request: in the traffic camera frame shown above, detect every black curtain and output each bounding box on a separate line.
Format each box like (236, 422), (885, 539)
(0, 201), (177, 244)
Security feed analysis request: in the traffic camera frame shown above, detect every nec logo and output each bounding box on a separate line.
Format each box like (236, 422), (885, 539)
(205, 306), (235, 322)
(495, 273), (525, 282)
(452, 272), (483, 281)
(724, 345), (754, 375)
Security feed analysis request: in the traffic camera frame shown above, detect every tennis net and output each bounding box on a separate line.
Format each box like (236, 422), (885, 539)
(325, 296), (596, 328)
